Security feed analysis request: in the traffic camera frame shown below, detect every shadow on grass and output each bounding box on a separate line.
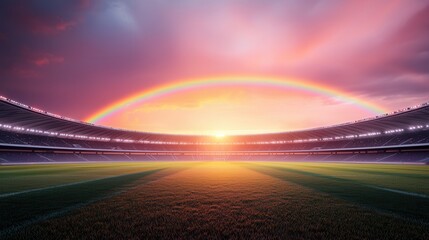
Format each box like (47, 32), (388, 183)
(295, 164), (429, 180)
(0, 168), (169, 237)
(246, 164), (429, 223)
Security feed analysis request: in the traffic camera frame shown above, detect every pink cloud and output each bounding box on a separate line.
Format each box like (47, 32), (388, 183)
(33, 54), (64, 66)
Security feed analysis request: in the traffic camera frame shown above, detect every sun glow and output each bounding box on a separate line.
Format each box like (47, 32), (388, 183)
(85, 76), (389, 135)
(213, 132), (226, 139)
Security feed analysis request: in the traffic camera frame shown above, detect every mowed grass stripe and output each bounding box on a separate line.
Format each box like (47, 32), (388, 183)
(247, 163), (429, 222)
(0, 193), (110, 239)
(10, 162), (429, 240)
(0, 168), (162, 233)
(0, 162), (175, 193)
(295, 163), (429, 180)
(0, 172), (155, 198)
(277, 163), (429, 195)
(366, 185), (429, 199)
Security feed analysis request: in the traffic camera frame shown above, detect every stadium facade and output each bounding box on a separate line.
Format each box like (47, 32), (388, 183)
(1, 96), (429, 164)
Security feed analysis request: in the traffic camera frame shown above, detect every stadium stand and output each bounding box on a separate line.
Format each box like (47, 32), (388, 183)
(0, 96), (428, 164)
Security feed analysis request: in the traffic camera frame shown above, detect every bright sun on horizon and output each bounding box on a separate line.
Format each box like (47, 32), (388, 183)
(213, 132), (226, 138)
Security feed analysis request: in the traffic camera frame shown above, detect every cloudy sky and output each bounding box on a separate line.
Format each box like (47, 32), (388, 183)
(1, 0), (428, 135)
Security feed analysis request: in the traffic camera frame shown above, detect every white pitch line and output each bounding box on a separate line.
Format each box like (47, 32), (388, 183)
(0, 173), (135, 198)
(0, 173), (164, 238)
(367, 185), (429, 199)
(0, 187), (130, 238)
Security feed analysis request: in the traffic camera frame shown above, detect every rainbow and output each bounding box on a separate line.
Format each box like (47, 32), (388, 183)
(86, 76), (388, 123)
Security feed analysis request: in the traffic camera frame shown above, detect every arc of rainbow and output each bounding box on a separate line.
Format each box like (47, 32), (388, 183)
(86, 76), (388, 123)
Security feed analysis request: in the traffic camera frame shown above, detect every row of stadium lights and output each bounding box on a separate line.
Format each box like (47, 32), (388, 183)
(317, 103), (429, 128)
(1, 96), (429, 145)
(409, 125), (425, 130)
(1, 123), (429, 145)
(0, 124), (193, 145)
(2, 95), (429, 136)
(0, 96), (82, 124)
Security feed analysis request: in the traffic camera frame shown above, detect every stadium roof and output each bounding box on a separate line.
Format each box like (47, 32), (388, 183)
(0, 95), (428, 143)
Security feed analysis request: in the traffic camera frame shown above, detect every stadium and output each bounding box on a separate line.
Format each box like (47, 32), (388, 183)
(1, 95), (429, 239)
(2, 1), (429, 239)
(1, 96), (429, 164)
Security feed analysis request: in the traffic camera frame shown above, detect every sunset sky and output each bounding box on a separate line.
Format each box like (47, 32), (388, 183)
(1, 0), (429, 135)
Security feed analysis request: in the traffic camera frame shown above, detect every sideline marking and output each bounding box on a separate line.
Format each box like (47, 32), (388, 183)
(0, 170), (155, 198)
(367, 185), (429, 199)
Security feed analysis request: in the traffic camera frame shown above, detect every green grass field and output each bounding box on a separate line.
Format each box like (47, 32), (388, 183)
(1, 161), (429, 239)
